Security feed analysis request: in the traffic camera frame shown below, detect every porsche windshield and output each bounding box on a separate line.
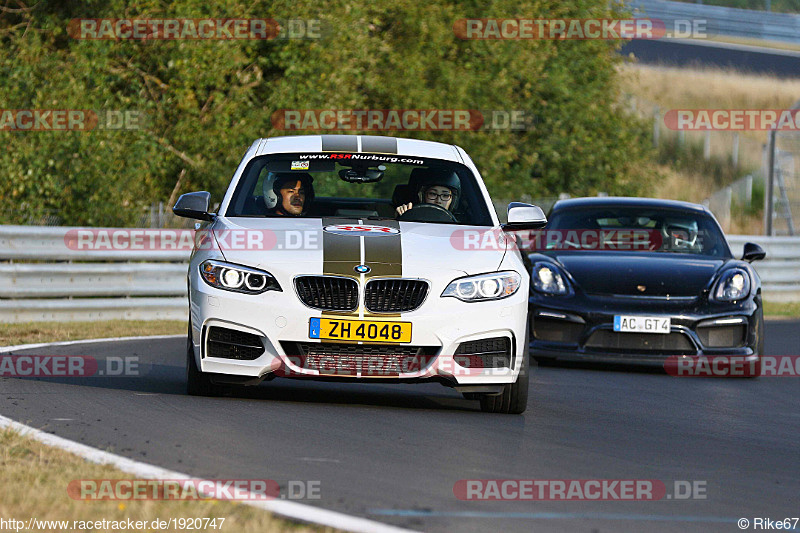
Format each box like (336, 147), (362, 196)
(225, 152), (494, 226)
(545, 206), (732, 257)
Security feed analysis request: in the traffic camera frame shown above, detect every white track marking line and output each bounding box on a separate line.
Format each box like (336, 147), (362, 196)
(1, 336), (417, 532)
(0, 415), (415, 532)
(0, 334), (184, 353)
(0, 337), (418, 533)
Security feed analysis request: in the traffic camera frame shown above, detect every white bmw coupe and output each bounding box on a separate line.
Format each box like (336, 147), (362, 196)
(173, 134), (545, 413)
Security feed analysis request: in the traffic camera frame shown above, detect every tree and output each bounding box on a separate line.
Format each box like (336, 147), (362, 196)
(0, 0), (652, 225)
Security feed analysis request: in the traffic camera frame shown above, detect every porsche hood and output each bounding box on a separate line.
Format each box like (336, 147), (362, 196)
(547, 252), (724, 297)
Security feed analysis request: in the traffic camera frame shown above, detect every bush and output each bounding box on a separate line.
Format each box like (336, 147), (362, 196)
(0, 0), (653, 225)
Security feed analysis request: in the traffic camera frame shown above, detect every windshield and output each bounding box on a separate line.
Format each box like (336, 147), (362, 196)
(544, 206), (732, 257)
(225, 152), (494, 226)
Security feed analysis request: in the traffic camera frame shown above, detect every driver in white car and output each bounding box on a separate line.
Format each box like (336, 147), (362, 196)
(395, 171), (461, 216)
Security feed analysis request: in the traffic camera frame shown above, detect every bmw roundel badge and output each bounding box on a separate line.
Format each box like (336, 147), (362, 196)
(354, 264), (371, 274)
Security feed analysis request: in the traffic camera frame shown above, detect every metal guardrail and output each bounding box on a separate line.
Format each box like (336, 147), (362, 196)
(0, 225), (191, 323)
(629, 0), (800, 44)
(0, 263), (187, 298)
(0, 226), (797, 322)
(0, 225), (190, 261)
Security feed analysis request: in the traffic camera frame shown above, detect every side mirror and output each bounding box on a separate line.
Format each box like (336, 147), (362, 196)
(742, 242), (766, 262)
(502, 202), (547, 231)
(173, 191), (215, 221)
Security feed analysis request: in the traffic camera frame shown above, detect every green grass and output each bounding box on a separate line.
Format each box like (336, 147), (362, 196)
(655, 133), (760, 190)
(0, 429), (331, 533)
(763, 301), (800, 318)
(0, 320), (186, 348)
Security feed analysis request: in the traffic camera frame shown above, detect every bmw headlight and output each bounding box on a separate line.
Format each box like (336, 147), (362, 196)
(532, 262), (571, 295)
(199, 260), (281, 294)
(442, 271), (521, 302)
(712, 268), (750, 302)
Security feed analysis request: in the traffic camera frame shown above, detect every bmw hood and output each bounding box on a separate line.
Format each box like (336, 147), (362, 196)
(546, 252), (724, 297)
(207, 217), (509, 280)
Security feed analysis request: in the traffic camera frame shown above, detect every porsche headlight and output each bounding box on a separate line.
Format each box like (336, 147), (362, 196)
(199, 260), (281, 294)
(442, 271), (521, 302)
(712, 268), (750, 302)
(532, 262), (570, 295)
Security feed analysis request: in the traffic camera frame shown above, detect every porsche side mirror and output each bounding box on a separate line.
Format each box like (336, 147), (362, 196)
(742, 242), (766, 262)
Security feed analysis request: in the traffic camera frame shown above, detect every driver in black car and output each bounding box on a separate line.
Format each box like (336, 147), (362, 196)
(395, 172), (460, 217)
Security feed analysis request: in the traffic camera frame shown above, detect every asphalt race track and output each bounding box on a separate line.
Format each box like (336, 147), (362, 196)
(621, 38), (800, 78)
(1, 320), (798, 533)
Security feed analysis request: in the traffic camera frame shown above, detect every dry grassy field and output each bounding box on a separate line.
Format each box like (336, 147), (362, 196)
(0, 429), (330, 532)
(619, 63), (800, 233)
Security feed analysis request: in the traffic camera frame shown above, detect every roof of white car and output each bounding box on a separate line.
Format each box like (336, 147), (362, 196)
(254, 135), (463, 162)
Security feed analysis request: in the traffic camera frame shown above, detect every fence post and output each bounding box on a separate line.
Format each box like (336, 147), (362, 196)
(721, 187), (732, 232)
(765, 129), (776, 236)
(732, 133), (739, 168)
(745, 174), (752, 206)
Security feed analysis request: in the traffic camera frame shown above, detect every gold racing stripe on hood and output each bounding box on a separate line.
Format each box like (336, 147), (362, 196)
(321, 217), (361, 318)
(362, 219), (402, 318)
(320, 218), (403, 319)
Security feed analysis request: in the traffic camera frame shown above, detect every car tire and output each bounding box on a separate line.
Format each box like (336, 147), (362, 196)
(186, 323), (217, 396)
(480, 330), (529, 414)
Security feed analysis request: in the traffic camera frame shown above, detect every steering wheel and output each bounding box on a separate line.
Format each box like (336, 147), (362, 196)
(398, 203), (458, 223)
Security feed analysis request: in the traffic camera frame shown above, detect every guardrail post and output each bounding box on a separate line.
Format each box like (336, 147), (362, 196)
(765, 129), (776, 236)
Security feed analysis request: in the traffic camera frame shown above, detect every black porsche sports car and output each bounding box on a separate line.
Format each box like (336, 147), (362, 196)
(525, 197), (766, 373)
